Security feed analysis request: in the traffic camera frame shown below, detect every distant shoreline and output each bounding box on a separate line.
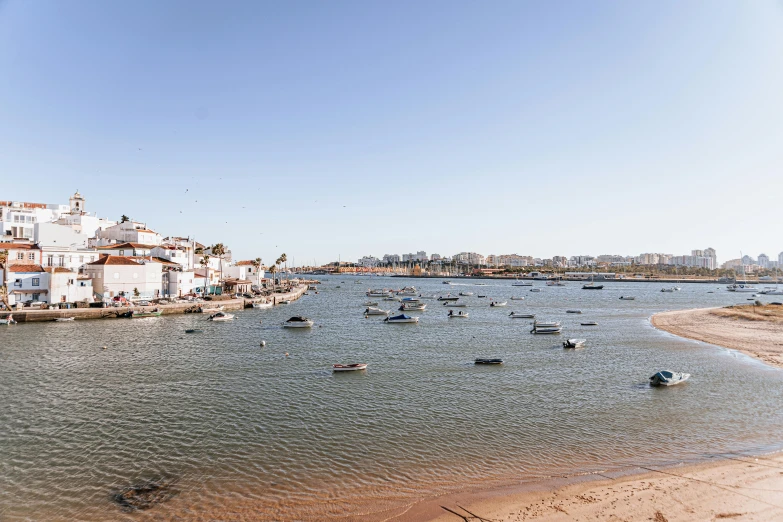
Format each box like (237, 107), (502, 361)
(651, 306), (783, 369)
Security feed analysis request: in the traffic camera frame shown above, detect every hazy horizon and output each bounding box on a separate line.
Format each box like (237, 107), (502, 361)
(2, 1), (782, 263)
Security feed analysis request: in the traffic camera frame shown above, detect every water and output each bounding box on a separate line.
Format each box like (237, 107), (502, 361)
(2, 277), (782, 520)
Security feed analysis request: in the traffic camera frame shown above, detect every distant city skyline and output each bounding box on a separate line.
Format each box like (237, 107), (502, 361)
(2, 1), (782, 262)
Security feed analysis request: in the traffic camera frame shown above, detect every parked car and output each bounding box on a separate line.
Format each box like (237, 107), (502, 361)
(137, 300), (150, 306)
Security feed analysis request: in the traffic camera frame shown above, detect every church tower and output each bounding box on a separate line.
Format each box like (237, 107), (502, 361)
(70, 190), (85, 214)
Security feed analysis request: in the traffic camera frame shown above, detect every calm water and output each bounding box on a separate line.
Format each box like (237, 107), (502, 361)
(2, 277), (782, 520)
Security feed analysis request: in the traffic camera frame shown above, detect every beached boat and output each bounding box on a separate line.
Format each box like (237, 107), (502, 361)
(283, 316), (314, 328)
(649, 370), (691, 387)
(489, 301), (507, 307)
(474, 358), (503, 364)
(509, 312), (535, 318)
(132, 309), (162, 318)
(365, 307), (390, 316)
(581, 321), (598, 326)
(563, 338), (586, 349)
(208, 312), (235, 322)
(448, 310), (469, 318)
(458, 292), (474, 296)
(399, 302), (426, 311)
(384, 314), (419, 324)
(619, 296), (636, 300)
(333, 363), (367, 372)
(566, 310), (582, 314)
(55, 317), (75, 322)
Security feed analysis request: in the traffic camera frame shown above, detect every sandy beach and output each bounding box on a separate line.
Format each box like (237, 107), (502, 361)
(651, 306), (783, 369)
(394, 306), (783, 522)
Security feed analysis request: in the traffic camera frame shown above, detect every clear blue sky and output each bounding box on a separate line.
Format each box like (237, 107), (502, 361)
(2, 0), (782, 265)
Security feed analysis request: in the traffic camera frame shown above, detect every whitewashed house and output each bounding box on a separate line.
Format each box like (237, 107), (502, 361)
(94, 220), (163, 246)
(224, 261), (265, 286)
(5, 264), (48, 304)
(96, 242), (156, 257)
(84, 256), (162, 300)
(45, 267), (94, 304)
(54, 191), (116, 237)
(151, 244), (192, 270)
(1, 200), (70, 240)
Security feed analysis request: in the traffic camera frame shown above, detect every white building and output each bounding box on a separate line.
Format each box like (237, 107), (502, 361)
(151, 244), (193, 270)
(96, 242), (156, 257)
(758, 253), (770, 269)
(84, 255), (163, 300)
(453, 252), (485, 265)
(1, 200), (70, 240)
(94, 220), (163, 246)
(54, 191), (116, 237)
(382, 254), (401, 264)
(45, 267), (94, 304)
(5, 263), (48, 305)
(358, 255), (380, 267)
(224, 261), (265, 285)
(163, 270), (198, 297)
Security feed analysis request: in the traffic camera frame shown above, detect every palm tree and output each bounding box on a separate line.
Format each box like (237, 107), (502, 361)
(200, 255), (210, 295)
(269, 265), (278, 291)
(251, 257), (262, 286)
(211, 243), (226, 286)
(279, 253), (287, 284)
(120, 215), (130, 223)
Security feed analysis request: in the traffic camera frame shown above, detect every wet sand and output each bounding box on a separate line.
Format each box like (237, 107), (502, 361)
(651, 306), (783, 369)
(408, 453), (783, 521)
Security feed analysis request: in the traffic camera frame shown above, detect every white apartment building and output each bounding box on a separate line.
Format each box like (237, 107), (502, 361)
(382, 254), (401, 264)
(358, 255), (380, 267)
(224, 261), (265, 285)
(84, 255), (163, 300)
(45, 267), (94, 304)
(1, 200), (70, 240)
(758, 253), (770, 269)
(5, 263), (48, 305)
(94, 220), (163, 246)
(453, 252), (485, 265)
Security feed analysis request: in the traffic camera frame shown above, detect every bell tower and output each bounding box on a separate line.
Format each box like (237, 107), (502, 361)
(70, 190), (85, 214)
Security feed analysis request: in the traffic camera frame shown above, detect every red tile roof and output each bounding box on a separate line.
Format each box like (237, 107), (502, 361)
(97, 242), (157, 250)
(44, 267), (75, 274)
(2, 244), (40, 250)
(129, 256), (179, 266)
(8, 264), (45, 272)
(87, 256), (141, 266)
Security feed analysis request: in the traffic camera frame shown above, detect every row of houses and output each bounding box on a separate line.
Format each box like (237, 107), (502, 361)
(1, 191), (265, 306)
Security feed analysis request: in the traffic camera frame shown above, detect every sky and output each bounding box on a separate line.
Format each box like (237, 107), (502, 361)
(1, 0), (782, 265)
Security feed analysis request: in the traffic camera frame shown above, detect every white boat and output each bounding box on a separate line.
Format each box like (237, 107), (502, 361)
(546, 280), (566, 286)
(661, 287), (675, 293)
(563, 338), (586, 349)
(489, 301), (507, 307)
(760, 268), (782, 295)
(580, 321), (598, 326)
(726, 284), (758, 293)
(437, 295), (459, 301)
(619, 296), (636, 300)
(531, 326), (562, 334)
(399, 302), (426, 311)
(208, 312), (235, 322)
(202, 305), (225, 313)
(396, 286), (417, 296)
(279, 299), (292, 305)
(649, 370), (691, 386)
(1, 316), (17, 325)
(252, 301), (273, 309)
(55, 317), (76, 322)
(365, 307), (390, 316)
(384, 314), (419, 324)
(458, 292), (474, 296)
(510, 296), (525, 301)
(512, 280), (533, 286)
(509, 312), (535, 318)
(442, 280), (452, 285)
(529, 288), (541, 292)
(533, 320), (561, 328)
(447, 310), (469, 318)
(333, 363), (367, 372)
(283, 316), (314, 328)
(367, 289), (391, 297)
(401, 297), (421, 302)
(363, 301), (379, 306)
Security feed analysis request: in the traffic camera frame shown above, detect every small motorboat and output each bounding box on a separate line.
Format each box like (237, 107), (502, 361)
(649, 370), (691, 387)
(619, 296), (636, 300)
(529, 288), (541, 292)
(279, 299), (292, 305)
(534, 320), (561, 327)
(363, 301), (379, 306)
(384, 314), (419, 324)
(563, 338), (586, 349)
(530, 326), (562, 334)
(581, 321), (598, 326)
(512, 281), (533, 287)
(458, 292), (474, 296)
(252, 301), (273, 309)
(475, 358), (503, 364)
(509, 312), (535, 318)
(661, 288), (675, 293)
(442, 301), (467, 307)
(0, 316), (17, 325)
(283, 316), (314, 328)
(401, 297), (421, 302)
(55, 317), (75, 322)
(442, 280), (452, 285)
(566, 310), (582, 314)
(185, 329), (203, 334)
(384, 296), (402, 302)
(448, 310), (469, 318)
(490, 301), (508, 307)
(396, 286), (418, 296)
(367, 289), (392, 297)
(208, 312), (235, 322)
(510, 296), (525, 301)
(399, 302), (426, 311)
(132, 309), (163, 318)
(333, 363), (368, 372)
(308, 285), (317, 290)
(477, 295), (487, 298)
(582, 283), (604, 290)
(365, 307), (390, 316)
(437, 296), (459, 301)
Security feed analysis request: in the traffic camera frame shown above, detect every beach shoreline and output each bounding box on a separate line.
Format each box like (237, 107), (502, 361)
(390, 306), (783, 521)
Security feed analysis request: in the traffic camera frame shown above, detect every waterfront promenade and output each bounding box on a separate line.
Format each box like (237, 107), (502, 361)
(5, 284), (307, 323)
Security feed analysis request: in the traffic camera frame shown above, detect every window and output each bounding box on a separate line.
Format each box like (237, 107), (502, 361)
(32, 293), (40, 301)
(113, 273), (120, 279)
(14, 279), (21, 287)
(58, 255), (65, 267)
(17, 252), (24, 260)
(47, 255), (54, 266)
(119, 250), (124, 256)
(28, 253), (35, 260)
(79, 256), (84, 263)
(32, 278), (40, 287)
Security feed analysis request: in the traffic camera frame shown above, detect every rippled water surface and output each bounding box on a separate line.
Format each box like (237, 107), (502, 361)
(2, 277), (782, 520)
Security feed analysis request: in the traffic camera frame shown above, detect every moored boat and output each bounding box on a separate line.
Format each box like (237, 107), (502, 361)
(132, 309), (162, 318)
(649, 370), (690, 386)
(458, 292), (474, 296)
(399, 302), (426, 311)
(489, 301), (507, 307)
(566, 310), (582, 314)
(442, 301), (467, 307)
(474, 358), (503, 364)
(208, 312), (235, 321)
(510, 296), (525, 300)
(563, 338), (586, 349)
(582, 283), (604, 290)
(437, 295), (459, 301)
(252, 301), (273, 309)
(580, 321), (598, 326)
(619, 296), (635, 300)
(509, 312), (535, 318)
(365, 307), (390, 316)
(333, 363), (367, 372)
(384, 314), (419, 324)
(529, 288), (541, 292)
(283, 316), (314, 328)
(447, 310), (469, 318)
(1, 315), (17, 325)
(530, 326), (562, 334)
(363, 301), (379, 306)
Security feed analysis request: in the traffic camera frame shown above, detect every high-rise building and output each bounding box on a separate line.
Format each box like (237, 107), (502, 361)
(758, 253), (770, 269)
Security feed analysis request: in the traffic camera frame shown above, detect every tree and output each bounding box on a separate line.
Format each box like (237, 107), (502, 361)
(120, 215), (130, 223)
(269, 265), (278, 291)
(251, 257), (262, 286)
(200, 255), (210, 295)
(279, 253), (287, 283)
(211, 243), (226, 285)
